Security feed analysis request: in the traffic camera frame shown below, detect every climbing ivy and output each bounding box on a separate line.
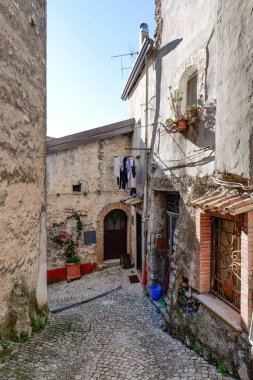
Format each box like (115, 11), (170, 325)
(51, 210), (87, 263)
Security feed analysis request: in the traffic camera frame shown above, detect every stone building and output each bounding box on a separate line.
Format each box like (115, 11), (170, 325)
(46, 119), (135, 278)
(0, 1), (47, 338)
(122, 1), (253, 378)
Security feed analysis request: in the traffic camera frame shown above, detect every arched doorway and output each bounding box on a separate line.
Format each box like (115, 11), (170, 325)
(104, 209), (127, 260)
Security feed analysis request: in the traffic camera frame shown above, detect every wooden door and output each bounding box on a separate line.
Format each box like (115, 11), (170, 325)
(104, 210), (127, 260)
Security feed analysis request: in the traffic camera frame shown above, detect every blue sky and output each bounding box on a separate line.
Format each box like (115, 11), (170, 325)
(47, 1), (155, 137)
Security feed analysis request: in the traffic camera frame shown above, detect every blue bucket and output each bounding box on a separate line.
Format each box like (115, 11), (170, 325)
(149, 284), (162, 301)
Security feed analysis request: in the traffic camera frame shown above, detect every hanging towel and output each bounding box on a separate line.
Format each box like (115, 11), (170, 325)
(113, 156), (121, 177)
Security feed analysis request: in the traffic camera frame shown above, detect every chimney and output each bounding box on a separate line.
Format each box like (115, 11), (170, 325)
(139, 23), (149, 48)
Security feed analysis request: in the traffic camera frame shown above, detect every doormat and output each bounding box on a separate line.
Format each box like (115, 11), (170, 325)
(128, 275), (140, 284)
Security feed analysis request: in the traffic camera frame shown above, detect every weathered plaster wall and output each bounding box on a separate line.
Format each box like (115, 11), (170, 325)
(128, 0), (219, 291)
(0, 0), (47, 338)
(215, 0), (253, 183)
(126, 0), (252, 377)
(128, 0), (218, 182)
(46, 135), (132, 268)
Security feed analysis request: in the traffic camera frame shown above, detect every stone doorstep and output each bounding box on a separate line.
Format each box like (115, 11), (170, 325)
(102, 259), (120, 268)
(195, 293), (242, 332)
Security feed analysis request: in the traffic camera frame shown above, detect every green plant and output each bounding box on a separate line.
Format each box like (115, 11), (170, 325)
(1, 343), (9, 350)
(165, 118), (174, 126)
(217, 362), (228, 375)
(65, 255), (81, 264)
(168, 86), (183, 119)
(192, 343), (202, 355)
(64, 238), (76, 259)
(19, 331), (29, 343)
(52, 211), (86, 264)
(185, 104), (196, 114)
(0, 342), (12, 363)
(98, 265), (107, 272)
(31, 319), (44, 333)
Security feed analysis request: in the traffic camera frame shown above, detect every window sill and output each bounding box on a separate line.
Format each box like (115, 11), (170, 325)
(194, 293), (242, 332)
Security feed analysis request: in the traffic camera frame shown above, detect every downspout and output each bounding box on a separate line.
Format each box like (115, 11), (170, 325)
(142, 53), (149, 288)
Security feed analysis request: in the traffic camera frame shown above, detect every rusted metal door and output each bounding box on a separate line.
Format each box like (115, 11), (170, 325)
(104, 209), (127, 260)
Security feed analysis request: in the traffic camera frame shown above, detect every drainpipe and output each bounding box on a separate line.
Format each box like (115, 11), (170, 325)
(142, 53), (149, 289)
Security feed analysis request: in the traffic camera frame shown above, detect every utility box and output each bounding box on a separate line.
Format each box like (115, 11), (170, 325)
(155, 234), (166, 250)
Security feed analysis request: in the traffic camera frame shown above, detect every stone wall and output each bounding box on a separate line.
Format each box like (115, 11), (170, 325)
(0, 0), (47, 338)
(46, 134), (133, 268)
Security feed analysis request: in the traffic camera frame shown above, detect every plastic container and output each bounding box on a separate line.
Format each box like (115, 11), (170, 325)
(149, 284), (162, 301)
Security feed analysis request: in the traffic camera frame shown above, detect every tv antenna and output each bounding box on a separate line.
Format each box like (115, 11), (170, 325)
(111, 50), (138, 78)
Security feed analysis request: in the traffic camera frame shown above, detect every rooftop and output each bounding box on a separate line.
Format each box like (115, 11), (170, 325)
(47, 118), (135, 155)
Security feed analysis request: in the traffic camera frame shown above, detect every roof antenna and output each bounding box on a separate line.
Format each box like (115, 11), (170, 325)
(111, 51), (138, 78)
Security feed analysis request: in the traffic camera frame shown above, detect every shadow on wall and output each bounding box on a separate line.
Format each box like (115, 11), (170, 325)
(185, 99), (216, 148)
(150, 38), (183, 155)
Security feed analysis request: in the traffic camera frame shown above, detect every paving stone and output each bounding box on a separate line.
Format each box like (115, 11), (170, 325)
(1, 267), (235, 379)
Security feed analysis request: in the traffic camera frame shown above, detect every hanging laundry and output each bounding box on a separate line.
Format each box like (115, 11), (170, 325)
(113, 156), (122, 177)
(132, 159), (136, 178)
(126, 158), (131, 173)
(120, 156), (128, 190)
(114, 156), (123, 187)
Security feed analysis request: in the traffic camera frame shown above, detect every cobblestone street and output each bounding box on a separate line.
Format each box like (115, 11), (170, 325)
(1, 267), (234, 380)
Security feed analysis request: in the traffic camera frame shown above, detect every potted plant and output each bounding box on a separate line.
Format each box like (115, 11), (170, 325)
(165, 86), (188, 133)
(185, 104), (198, 119)
(51, 210), (85, 281)
(168, 86), (183, 119)
(64, 237), (81, 281)
(177, 115), (187, 131)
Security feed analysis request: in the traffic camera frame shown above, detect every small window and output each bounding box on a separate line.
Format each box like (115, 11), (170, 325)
(187, 72), (197, 106)
(72, 184), (81, 193)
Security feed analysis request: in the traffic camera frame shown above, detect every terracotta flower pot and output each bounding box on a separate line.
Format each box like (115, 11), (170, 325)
(177, 119), (187, 131)
(190, 109), (198, 118)
(65, 263), (81, 281)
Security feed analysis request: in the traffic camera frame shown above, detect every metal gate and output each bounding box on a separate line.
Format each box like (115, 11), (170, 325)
(211, 217), (241, 310)
(163, 211), (179, 295)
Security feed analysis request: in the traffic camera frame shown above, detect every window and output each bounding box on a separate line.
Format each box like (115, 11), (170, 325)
(104, 210), (126, 231)
(72, 184), (81, 193)
(211, 217), (241, 310)
(187, 72), (197, 106)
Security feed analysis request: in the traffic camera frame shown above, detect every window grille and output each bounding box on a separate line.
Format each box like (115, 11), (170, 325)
(211, 217), (241, 310)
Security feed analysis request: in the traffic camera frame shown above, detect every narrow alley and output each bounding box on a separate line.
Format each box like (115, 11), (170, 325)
(1, 268), (234, 380)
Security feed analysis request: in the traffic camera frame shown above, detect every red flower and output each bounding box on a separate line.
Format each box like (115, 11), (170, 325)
(57, 231), (67, 240)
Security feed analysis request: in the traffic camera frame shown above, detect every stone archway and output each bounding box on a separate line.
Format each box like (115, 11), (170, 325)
(96, 202), (131, 264)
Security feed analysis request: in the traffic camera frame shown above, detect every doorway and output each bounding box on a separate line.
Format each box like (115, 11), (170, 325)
(104, 209), (127, 260)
